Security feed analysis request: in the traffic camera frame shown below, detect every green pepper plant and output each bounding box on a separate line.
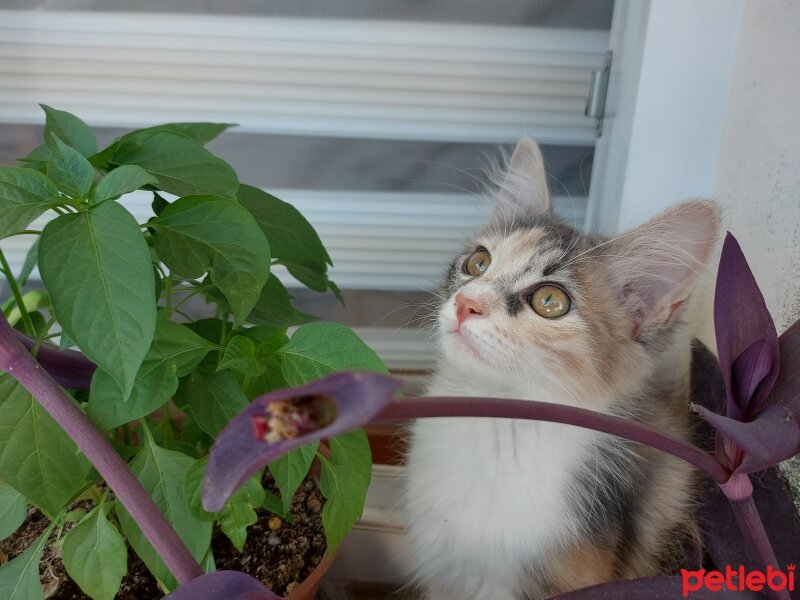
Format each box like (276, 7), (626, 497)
(0, 105), (384, 599)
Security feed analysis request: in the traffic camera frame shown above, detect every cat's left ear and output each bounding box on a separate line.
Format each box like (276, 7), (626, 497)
(603, 201), (720, 336)
(493, 137), (550, 222)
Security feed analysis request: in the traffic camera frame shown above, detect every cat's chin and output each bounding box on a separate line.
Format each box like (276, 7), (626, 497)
(443, 329), (488, 364)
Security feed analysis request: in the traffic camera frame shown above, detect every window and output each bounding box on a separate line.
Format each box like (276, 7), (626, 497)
(0, 1), (613, 373)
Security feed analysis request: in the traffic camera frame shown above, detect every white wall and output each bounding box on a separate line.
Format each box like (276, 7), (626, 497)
(586, 0), (743, 233)
(593, 0), (799, 343)
(699, 0), (800, 337)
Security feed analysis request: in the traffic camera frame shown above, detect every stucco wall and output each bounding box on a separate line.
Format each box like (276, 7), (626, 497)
(690, 0), (800, 344)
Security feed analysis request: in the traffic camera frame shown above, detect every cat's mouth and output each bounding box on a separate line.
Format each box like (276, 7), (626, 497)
(446, 327), (485, 360)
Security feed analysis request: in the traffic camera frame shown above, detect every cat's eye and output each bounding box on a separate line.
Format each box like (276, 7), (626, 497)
(530, 285), (571, 318)
(464, 250), (491, 276)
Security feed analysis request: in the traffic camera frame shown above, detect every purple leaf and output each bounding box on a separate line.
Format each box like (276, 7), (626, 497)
(714, 233), (779, 419)
(14, 331), (96, 389)
(772, 320), (800, 416)
(203, 371), (400, 512)
(164, 571), (279, 600)
(547, 575), (765, 599)
(731, 339), (773, 415)
(692, 403), (800, 474)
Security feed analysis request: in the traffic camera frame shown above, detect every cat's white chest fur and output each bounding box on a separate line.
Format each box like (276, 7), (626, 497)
(404, 373), (596, 600)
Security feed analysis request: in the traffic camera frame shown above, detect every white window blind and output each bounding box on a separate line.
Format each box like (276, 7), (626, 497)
(0, 6), (609, 368)
(0, 10), (605, 290)
(0, 11), (607, 144)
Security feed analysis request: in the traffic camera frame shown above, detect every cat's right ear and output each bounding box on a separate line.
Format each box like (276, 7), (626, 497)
(602, 201), (720, 337)
(492, 137), (550, 223)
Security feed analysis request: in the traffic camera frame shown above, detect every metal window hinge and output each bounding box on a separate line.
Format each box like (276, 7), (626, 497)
(585, 51), (612, 137)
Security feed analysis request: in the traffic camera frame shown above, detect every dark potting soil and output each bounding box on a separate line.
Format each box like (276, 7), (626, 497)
(0, 473), (326, 599)
(0, 503), (162, 600)
(213, 474), (326, 596)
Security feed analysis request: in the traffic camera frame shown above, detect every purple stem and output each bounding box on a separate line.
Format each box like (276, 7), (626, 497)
(0, 315), (203, 585)
(728, 490), (789, 600)
(377, 396), (731, 484)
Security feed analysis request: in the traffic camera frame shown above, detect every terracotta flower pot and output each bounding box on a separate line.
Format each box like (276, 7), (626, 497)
(285, 549), (338, 600)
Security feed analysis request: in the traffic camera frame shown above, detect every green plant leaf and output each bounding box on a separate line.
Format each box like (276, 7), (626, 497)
(116, 437), (211, 591)
(179, 414), (214, 451)
(218, 476), (265, 552)
(0, 480), (26, 541)
(92, 165), (157, 203)
(0, 167), (58, 239)
(88, 364), (172, 432)
(0, 375), (91, 518)
(329, 429), (372, 478)
(183, 457), (215, 522)
(241, 325), (289, 350)
(39, 200), (156, 397)
(185, 318), (227, 345)
(261, 490), (288, 519)
(276, 322), (387, 387)
(112, 131), (238, 199)
(129, 123), (235, 145)
(150, 196), (270, 325)
(151, 192), (169, 216)
(88, 316), (216, 431)
(247, 274), (318, 332)
(318, 429), (371, 551)
(88, 142), (119, 170)
(7, 290), (49, 329)
(319, 460), (368, 552)
(61, 507), (127, 600)
(268, 443), (318, 516)
(231, 476), (267, 508)
(217, 335), (264, 377)
(17, 238), (39, 287)
(279, 263), (330, 294)
(59, 330), (76, 351)
(175, 370), (248, 438)
(218, 502), (257, 553)
(240, 354), (288, 398)
(41, 105), (97, 157)
(0, 524), (49, 600)
(18, 144), (50, 172)
(237, 184), (338, 295)
(64, 508), (88, 522)
(47, 136), (94, 199)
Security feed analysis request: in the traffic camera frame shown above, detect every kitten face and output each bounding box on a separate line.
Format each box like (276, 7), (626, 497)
(434, 138), (719, 407)
(437, 216), (629, 406)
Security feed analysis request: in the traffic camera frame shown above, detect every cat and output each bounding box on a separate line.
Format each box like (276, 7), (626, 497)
(403, 137), (720, 600)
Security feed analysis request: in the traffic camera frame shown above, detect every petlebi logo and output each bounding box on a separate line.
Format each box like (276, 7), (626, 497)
(681, 564), (796, 596)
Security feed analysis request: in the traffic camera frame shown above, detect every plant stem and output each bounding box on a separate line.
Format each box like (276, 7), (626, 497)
(32, 317), (58, 357)
(0, 248), (35, 336)
(163, 401), (171, 446)
(164, 273), (173, 317)
(173, 285), (210, 311)
(218, 314), (229, 363)
(727, 490), (789, 600)
(0, 314), (203, 584)
(378, 396), (731, 484)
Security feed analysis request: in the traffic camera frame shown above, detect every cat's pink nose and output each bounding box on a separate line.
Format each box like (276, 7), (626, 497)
(455, 293), (485, 326)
